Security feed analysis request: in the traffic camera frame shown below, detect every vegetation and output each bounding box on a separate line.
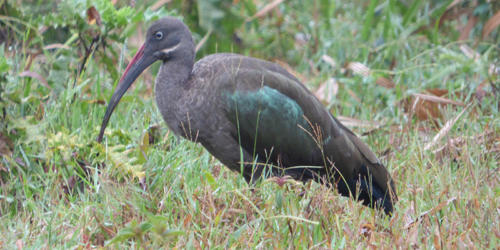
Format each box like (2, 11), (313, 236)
(1, 0), (498, 248)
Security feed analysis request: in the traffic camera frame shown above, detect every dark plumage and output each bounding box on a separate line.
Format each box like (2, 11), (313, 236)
(98, 17), (397, 214)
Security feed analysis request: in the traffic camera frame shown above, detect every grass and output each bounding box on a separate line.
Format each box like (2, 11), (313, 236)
(1, 0), (499, 248)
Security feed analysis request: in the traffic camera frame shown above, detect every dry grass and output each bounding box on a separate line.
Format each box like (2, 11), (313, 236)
(0, 0), (499, 248)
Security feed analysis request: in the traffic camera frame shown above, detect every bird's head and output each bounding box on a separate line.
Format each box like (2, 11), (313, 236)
(97, 17), (193, 142)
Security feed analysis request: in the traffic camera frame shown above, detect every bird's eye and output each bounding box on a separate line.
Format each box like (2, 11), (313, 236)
(154, 31), (163, 40)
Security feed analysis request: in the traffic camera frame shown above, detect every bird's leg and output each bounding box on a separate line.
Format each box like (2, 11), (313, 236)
(200, 133), (269, 185)
(242, 161), (270, 185)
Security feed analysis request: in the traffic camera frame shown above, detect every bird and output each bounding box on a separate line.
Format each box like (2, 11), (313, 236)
(97, 17), (397, 215)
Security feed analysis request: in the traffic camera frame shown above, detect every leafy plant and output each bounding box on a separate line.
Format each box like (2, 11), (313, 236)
(0, 0), (498, 248)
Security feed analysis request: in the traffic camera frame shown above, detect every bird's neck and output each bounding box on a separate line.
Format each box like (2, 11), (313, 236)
(155, 59), (193, 109)
(157, 42), (195, 88)
(160, 60), (192, 86)
(154, 47), (195, 128)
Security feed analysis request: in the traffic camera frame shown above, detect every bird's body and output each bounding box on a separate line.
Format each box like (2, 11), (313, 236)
(98, 17), (397, 214)
(158, 53), (325, 178)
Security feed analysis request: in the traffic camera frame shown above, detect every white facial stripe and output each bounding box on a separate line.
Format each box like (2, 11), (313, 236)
(161, 43), (180, 54)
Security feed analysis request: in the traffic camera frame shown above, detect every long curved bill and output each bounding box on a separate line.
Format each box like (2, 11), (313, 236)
(97, 44), (156, 142)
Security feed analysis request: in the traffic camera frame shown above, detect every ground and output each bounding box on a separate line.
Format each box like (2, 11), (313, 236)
(0, 0), (498, 248)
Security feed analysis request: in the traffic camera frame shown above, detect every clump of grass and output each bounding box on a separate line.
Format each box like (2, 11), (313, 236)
(1, 0), (498, 248)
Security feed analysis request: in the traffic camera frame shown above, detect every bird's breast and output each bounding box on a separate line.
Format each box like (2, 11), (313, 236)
(154, 74), (220, 141)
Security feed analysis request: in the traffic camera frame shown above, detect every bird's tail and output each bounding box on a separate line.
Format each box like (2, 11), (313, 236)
(330, 116), (398, 215)
(336, 164), (396, 215)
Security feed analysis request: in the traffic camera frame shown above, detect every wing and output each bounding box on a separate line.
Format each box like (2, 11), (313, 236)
(224, 80), (322, 166)
(208, 55), (396, 204)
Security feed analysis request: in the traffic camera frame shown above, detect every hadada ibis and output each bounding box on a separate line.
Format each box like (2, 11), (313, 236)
(97, 17), (397, 215)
